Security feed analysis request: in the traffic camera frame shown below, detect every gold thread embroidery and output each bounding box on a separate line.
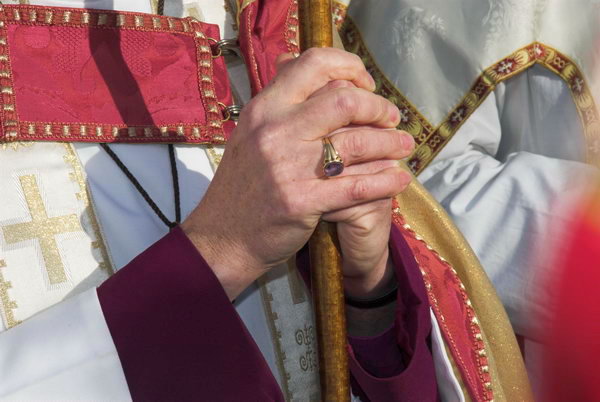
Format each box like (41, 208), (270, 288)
(192, 127), (201, 139)
(97, 14), (108, 26)
(332, 0), (347, 29)
(2, 175), (82, 285)
(394, 209), (494, 400)
(340, 18), (600, 174)
(0, 259), (20, 329)
(63, 144), (114, 274)
(205, 145), (222, 171)
(258, 282), (294, 402)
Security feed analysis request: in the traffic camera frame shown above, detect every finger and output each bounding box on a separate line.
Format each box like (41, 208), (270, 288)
(339, 160), (397, 176)
(308, 80), (357, 99)
(291, 88), (400, 138)
(268, 48), (375, 103)
(328, 128), (415, 167)
(275, 53), (296, 72)
(322, 197), (391, 223)
(305, 167), (412, 214)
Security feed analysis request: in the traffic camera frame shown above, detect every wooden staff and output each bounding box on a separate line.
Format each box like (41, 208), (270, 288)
(300, 1), (350, 401)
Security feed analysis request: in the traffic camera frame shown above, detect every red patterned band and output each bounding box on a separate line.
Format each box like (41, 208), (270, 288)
(0, 4), (235, 144)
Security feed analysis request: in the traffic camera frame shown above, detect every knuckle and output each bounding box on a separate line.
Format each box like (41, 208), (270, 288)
(345, 132), (369, 161)
(301, 48), (326, 68)
(347, 178), (370, 202)
(241, 97), (266, 127)
(334, 89), (358, 117)
(278, 185), (303, 219)
(255, 122), (282, 154)
(348, 51), (364, 67)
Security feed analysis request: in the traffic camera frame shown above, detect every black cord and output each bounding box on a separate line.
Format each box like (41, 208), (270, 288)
(168, 143), (182, 224)
(100, 143), (180, 229)
(157, 0), (165, 16)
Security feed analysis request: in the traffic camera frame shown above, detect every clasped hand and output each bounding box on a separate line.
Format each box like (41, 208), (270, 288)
(182, 48), (414, 300)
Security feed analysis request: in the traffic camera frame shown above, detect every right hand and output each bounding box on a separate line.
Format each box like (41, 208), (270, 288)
(181, 48), (414, 300)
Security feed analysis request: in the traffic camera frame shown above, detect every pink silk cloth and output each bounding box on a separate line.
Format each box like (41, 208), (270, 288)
(0, 4), (235, 144)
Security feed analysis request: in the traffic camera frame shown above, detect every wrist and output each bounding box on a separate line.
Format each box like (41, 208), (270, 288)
(181, 217), (264, 301)
(343, 250), (395, 299)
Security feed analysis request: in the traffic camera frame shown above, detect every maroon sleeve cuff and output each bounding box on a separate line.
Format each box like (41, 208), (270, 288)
(348, 326), (405, 377)
(346, 225), (439, 401)
(97, 227), (283, 401)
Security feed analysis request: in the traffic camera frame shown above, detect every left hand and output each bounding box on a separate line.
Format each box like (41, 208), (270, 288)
(310, 80), (414, 299)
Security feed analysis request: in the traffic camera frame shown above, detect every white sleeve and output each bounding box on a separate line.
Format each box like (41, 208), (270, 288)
(418, 67), (599, 337)
(0, 289), (131, 401)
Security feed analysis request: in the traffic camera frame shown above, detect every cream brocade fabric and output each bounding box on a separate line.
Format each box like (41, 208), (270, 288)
(337, 0), (600, 173)
(0, 143), (112, 331)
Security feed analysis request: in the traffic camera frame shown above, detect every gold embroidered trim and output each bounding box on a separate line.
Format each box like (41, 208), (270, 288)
(340, 18), (600, 174)
(63, 144), (113, 274)
(394, 208), (494, 401)
(258, 282), (294, 402)
(0, 259), (20, 329)
(332, 1), (347, 30)
(284, 0), (299, 57)
(0, 5), (227, 145)
(3, 175), (81, 285)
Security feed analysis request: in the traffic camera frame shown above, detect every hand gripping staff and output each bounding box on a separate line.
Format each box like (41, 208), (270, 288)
(300, 1), (351, 400)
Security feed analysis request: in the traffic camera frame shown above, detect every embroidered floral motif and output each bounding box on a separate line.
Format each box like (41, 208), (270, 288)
(339, 16), (600, 173)
(390, 7), (446, 62)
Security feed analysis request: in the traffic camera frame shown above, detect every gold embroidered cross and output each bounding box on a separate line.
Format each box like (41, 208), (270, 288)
(2, 175), (82, 285)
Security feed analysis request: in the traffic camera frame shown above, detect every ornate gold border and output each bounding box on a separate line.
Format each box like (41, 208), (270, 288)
(0, 4), (227, 145)
(0, 259), (20, 328)
(340, 17), (600, 175)
(63, 144), (114, 275)
(393, 208), (494, 401)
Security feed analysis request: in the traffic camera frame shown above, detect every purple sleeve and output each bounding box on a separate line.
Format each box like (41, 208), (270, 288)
(297, 225), (439, 401)
(97, 227), (284, 401)
(345, 225), (438, 401)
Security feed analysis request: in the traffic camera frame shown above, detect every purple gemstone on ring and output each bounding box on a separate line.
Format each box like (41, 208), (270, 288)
(324, 161), (344, 177)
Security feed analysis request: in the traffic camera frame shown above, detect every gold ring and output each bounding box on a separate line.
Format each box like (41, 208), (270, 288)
(322, 137), (344, 177)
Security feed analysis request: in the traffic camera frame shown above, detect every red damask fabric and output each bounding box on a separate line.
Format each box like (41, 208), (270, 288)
(0, 5), (234, 143)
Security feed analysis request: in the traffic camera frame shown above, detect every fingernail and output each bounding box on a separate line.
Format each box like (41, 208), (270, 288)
(389, 105), (400, 125)
(368, 74), (376, 91)
(401, 133), (415, 150)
